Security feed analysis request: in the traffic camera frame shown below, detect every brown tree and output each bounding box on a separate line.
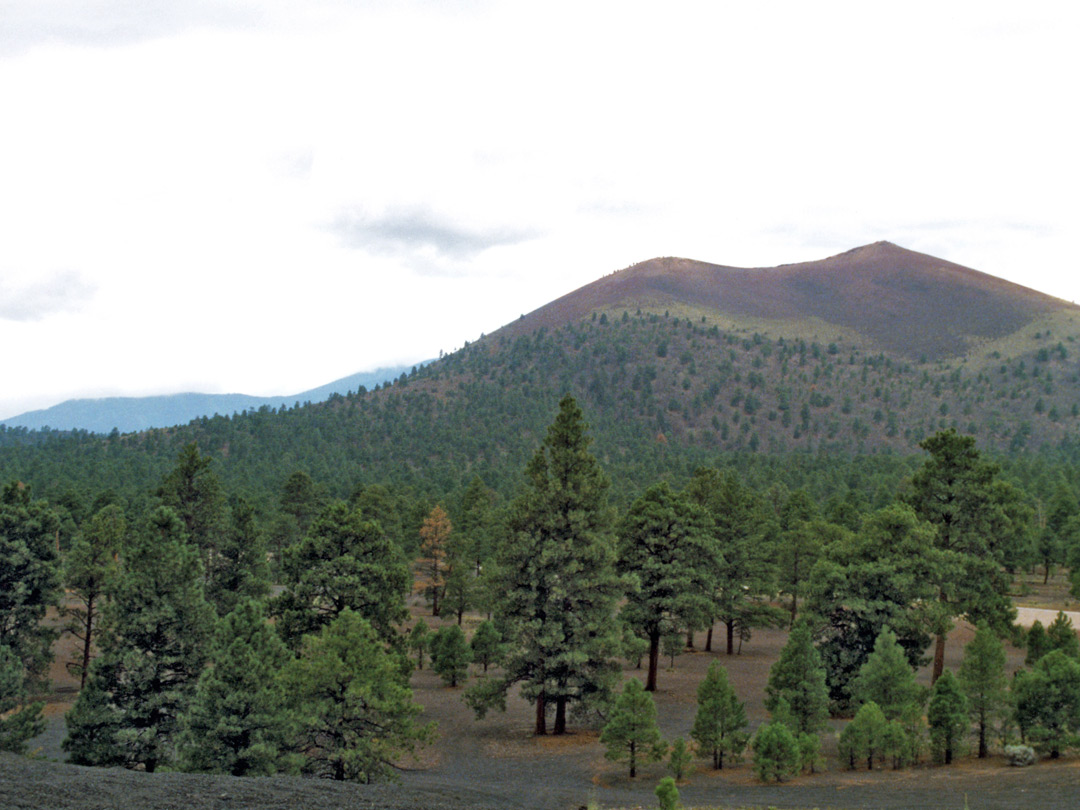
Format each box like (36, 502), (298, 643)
(419, 505), (452, 616)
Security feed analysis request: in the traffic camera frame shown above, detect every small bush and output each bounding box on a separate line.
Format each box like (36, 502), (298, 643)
(1005, 744), (1036, 766)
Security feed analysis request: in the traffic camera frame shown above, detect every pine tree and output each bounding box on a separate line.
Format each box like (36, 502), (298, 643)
(667, 736), (692, 780)
(418, 505), (451, 616)
(618, 482), (718, 691)
(600, 678), (666, 778)
(206, 496), (271, 616)
(470, 619), (503, 673)
(958, 621), (1007, 758)
(1046, 611), (1080, 659)
(905, 430), (1020, 682)
(752, 721), (800, 782)
(690, 661), (748, 769)
(63, 509), (215, 772)
(157, 443), (226, 588)
(927, 670), (968, 764)
(467, 396), (621, 735)
(430, 624), (472, 687)
(281, 609), (434, 781)
(684, 468), (775, 655)
(0, 481), (60, 686)
(838, 700), (888, 770)
(0, 644), (44, 753)
(178, 598), (293, 776)
(851, 627), (926, 721)
(1026, 619), (1051, 665)
(274, 501), (410, 647)
(62, 504), (124, 688)
(764, 621), (829, 735)
(1013, 649), (1080, 758)
(408, 620), (430, 670)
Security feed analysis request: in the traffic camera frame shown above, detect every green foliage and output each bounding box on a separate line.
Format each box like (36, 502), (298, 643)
(764, 621), (829, 735)
(618, 482), (718, 691)
(62, 503), (124, 687)
(157, 443), (226, 582)
(281, 609), (434, 782)
(1046, 611), (1080, 660)
(959, 621), (1008, 758)
(655, 776), (680, 810)
(1013, 648), (1080, 758)
(408, 619), (430, 670)
(178, 598), (294, 776)
(690, 661), (748, 770)
(807, 504), (936, 711)
(0, 481), (60, 684)
(207, 496), (271, 616)
(471, 396), (622, 734)
(838, 700), (888, 770)
(0, 644), (44, 753)
(667, 736), (692, 780)
(928, 670), (969, 764)
(430, 624), (472, 687)
(63, 514), (215, 771)
(751, 721), (800, 782)
(274, 501), (410, 647)
(600, 678), (666, 778)
(851, 627), (926, 721)
(469, 619), (503, 673)
(796, 730), (823, 774)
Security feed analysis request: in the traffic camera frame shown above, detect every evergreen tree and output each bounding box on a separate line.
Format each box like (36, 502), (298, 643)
(685, 468), (775, 655)
(467, 396), (621, 734)
(1013, 649), (1080, 758)
(655, 776), (680, 810)
(206, 496), (270, 616)
(408, 620), (430, 670)
(751, 721), (800, 782)
(807, 504), (936, 710)
(418, 505), (451, 616)
(927, 669), (968, 764)
(430, 624), (472, 687)
(62, 504), (124, 688)
(764, 621), (829, 735)
(281, 609), (434, 782)
(905, 430), (1020, 682)
(667, 736), (692, 780)
(274, 501), (410, 647)
(178, 598), (293, 776)
(618, 482), (718, 691)
(0, 644), (44, 753)
(600, 678), (666, 778)
(690, 661), (748, 769)
(0, 481), (60, 685)
(958, 621), (1008, 758)
(470, 619), (503, 673)
(1046, 611), (1080, 659)
(851, 627), (926, 721)
(1026, 619), (1051, 665)
(838, 700), (888, 770)
(157, 443), (226, 586)
(63, 509), (214, 772)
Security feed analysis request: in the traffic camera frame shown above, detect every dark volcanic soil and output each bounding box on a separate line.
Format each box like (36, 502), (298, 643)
(6, 589), (1080, 810)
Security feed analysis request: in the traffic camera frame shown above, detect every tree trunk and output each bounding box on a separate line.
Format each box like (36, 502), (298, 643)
(932, 632), (946, 683)
(1044, 564), (1051, 585)
(646, 632), (660, 691)
(726, 621), (735, 655)
(554, 696), (567, 735)
(534, 692), (547, 735)
(686, 628), (695, 649)
(978, 719), (988, 758)
(629, 740), (637, 778)
(705, 624), (714, 652)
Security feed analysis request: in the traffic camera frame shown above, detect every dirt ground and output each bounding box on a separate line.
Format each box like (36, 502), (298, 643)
(5, 576), (1080, 810)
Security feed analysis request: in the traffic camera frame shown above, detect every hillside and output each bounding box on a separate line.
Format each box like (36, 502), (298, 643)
(2, 242), (1080, 505)
(0, 364), (422, 434)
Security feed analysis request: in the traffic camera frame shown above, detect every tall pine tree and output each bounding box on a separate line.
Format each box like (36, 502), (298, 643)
(467, 395), (622, 734)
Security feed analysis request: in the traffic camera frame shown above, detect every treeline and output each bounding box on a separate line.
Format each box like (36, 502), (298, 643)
(3, 397), (1080, 782)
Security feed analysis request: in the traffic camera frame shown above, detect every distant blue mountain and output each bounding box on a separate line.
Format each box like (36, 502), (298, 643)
(0, 364), (425, 435)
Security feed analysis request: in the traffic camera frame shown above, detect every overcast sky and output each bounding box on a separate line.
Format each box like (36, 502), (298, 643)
(1, 1), (1077, 419)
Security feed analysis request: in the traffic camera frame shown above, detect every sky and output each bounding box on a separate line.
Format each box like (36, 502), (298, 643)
(1, 1), (1078, 419)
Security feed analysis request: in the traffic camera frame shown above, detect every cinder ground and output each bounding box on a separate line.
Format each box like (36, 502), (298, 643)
(5, 574), (1080, 810)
